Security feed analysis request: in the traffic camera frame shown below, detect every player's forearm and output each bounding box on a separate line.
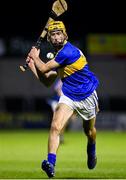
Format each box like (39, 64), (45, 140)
(28, 62), (39, 79)
(30, 67), (55, 87)
(34, 57), (50, 74)
(28, 59), (57, 87)
(28, 47), (59, 73)
(37, 70), (57, 87)
(28, 61), (50, 86)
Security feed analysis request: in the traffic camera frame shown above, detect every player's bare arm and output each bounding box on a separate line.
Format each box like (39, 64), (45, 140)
(26, 54), (58, 87)
(37, 70), (58, 87)
(28, 47), (60, 73)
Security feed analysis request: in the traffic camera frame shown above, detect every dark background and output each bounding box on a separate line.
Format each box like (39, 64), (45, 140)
(0, 0), (125, 38)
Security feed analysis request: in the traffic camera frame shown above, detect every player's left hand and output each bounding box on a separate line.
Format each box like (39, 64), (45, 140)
(28, 46), (40, 61)
(26, 56), (35, 69)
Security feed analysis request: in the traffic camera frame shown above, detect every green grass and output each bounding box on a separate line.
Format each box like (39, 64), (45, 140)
(0, 129), (126, 179)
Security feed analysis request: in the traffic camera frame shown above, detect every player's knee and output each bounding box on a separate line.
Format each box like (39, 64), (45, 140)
(84, 128), (90, 136)
(84, 127), (96, 137)
(50, 122), (61, 135)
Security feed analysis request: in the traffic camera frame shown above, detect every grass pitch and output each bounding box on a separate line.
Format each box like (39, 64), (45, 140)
(0, 129), (126, 179)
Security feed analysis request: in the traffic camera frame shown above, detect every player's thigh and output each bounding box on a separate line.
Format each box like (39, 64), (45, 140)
(52, 103), (74, 131)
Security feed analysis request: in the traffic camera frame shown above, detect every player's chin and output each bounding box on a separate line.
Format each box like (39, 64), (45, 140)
(53, 42), (64, 47)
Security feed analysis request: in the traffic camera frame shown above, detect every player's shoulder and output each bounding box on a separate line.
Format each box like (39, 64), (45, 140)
(56, 41), (81, 59)
(64, 41), (75, 49)
(62, 41), (77, 55)
(56, 41), (71, 57)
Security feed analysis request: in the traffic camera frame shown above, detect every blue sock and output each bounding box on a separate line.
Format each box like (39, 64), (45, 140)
(48, 153), (56, 166)
(87, 143), (96, 156)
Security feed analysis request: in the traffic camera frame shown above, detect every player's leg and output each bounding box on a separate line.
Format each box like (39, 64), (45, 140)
(49, 99), (65, 144)
(59, 124), (65, 144)
(83, 117), (97, 169)
(48, 103), (73, 153)
(60, 112), (77, 143)
(74, 90), (99, 169)
(42, 103), (73, 177)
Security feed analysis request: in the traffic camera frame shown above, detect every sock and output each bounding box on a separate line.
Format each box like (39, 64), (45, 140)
(87, 143), (96, 157)
(48, 153), (56, 166)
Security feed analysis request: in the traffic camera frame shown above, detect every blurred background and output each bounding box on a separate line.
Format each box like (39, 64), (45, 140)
(0, 0), (126, 131)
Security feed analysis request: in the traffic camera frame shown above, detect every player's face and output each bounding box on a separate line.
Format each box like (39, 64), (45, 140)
(49, 30), (66, 47)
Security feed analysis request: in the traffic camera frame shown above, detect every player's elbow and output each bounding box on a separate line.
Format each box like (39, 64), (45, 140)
(39, 64), (50, 74)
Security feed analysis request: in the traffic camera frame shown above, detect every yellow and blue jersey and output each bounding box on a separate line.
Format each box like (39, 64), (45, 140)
(55, 41), (99, 101)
